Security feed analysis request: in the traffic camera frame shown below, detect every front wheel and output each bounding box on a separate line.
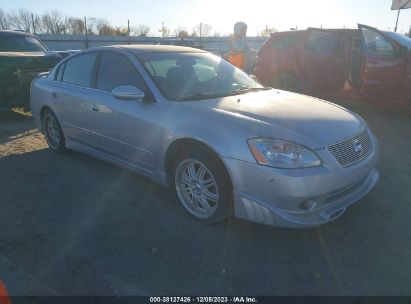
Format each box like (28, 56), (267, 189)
(42, 109), (65, 152)
(173, 148), (233, 224)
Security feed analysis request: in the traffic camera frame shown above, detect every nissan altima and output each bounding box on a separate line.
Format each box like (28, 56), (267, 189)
(30, 45), (379, 227)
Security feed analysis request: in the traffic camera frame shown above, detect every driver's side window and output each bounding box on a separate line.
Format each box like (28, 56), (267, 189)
(97, 52), (146, 92)
(362, 28), (396, 57)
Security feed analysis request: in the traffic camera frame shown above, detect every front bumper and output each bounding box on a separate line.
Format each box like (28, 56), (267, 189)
(223, 132), (380, 228)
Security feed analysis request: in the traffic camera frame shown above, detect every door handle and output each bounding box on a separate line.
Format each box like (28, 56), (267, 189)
(52, 91), (57, 98)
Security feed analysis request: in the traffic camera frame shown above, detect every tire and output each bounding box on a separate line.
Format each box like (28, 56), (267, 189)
(42, 109), (65, 152)
(173, 147), (233, 224)
(271, 72), (304, 93)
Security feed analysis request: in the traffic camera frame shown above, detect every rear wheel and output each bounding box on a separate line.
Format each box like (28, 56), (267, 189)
(173, 147), (233, 224)
(271, 72), (304, 93)
(42, 109), (65, 152)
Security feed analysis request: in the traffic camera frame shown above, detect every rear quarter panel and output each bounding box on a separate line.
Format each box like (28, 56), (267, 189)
(30, 76), (55, 131)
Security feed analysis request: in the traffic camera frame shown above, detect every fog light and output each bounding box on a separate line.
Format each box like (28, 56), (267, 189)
(300, 199), (318, 211)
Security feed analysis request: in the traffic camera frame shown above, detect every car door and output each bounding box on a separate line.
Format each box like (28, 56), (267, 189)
(299, 29), (347, 94)
(52, 51), (100, 147)
(357, 24), (407, 103)
(86, 51), (161, 174)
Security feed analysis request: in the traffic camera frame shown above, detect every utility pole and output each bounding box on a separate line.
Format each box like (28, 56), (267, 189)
(84, 16), (89, 49)
(127, 19), (130, 44)
(395, 0), (411, 32)
(31, 13), (36, 34)
(200, 22), (203, 46)
(162, 21), (165, 39)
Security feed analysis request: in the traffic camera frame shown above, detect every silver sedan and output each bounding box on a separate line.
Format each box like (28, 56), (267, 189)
(30, 45), (379, 228)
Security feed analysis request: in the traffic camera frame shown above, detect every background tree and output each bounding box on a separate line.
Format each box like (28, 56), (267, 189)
(132, 24), (150, 37)
(0, 9), (11, 30)
(31, 14), (42, 34)
(195, 23), (212, 37)
(94, 18), (115, 36)
(42, 10), (67, 34)
(98, 24), (117, 36)
(114, 26), (128, 36)
(258, 26), (277, 37)
(84, 17), (97, 35)
(178, 30), (189, 39)
(190, 29), (198, 37)
(66, 17), (85, 35)
(173, 26), (188, 38)
(8, 8), (32, 32)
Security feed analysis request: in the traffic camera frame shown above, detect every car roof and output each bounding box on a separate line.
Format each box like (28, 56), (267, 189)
(0, 30), (35, 37)
(160, 39), (194, 42)
(97, 44), (206, 54)
(271, 28), (358, 37)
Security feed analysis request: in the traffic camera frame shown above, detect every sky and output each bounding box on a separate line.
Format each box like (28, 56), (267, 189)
(1, 0), (411, 36)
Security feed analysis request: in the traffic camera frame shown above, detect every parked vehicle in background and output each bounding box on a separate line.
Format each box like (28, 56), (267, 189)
(156, 39), (223, 57)
(254, 24), (411, 111)
(31, 45), (379, 228)
(0, 30), (71, 111)
(155, 38), (197, 47)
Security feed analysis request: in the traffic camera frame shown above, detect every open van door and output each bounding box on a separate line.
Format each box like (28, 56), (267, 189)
(356, 24), (407, 103)
(299, 28), (348, 94)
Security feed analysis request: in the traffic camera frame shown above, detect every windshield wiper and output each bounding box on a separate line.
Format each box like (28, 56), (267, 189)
(175, 87), (272, 101)
(226, 87), (272, 96)
(175, 92), (224, 101)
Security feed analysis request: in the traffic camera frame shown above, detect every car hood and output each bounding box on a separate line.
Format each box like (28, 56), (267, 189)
(188, 90), (365, 150)
(0, 50), (68, 58)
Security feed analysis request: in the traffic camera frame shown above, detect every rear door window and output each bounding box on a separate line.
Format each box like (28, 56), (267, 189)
(304, 30), (340, 54)
(62, 52), (98, 87)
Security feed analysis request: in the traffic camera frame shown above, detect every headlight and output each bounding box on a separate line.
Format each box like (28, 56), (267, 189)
(248, 138), (322, 169)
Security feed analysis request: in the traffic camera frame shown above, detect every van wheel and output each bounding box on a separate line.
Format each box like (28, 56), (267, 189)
(271, 72), (304, 93)
(173, 147), (233, 224)
(42, 109), (65, 152)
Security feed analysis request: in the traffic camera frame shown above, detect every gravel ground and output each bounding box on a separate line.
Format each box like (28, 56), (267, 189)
(0, 104), (410, 296)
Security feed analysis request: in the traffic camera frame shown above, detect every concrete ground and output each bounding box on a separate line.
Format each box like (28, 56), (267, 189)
(0, 104), (410, 296)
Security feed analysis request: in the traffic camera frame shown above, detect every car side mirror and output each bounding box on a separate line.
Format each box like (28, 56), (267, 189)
(112, 85), (145, 101)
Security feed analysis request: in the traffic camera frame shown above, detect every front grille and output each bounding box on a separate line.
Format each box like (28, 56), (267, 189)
(327, 129), (371, 167)
(15, 67), (49, 84)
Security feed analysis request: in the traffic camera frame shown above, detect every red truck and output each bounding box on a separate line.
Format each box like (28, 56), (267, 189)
(254, 24), (411, 111)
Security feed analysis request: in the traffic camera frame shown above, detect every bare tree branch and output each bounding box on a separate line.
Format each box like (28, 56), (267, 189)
(195, 23), (212, 37)
(0, 9), (11, 30)
(132, 24), (150, 37)
(66, 17), (85, 35)
(8, 8), (32, 32)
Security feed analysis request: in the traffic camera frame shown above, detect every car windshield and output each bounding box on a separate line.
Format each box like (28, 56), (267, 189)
(0, 35), (48, 52)
(383, 31), (411, 49)
(136, 52), (265, 101)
